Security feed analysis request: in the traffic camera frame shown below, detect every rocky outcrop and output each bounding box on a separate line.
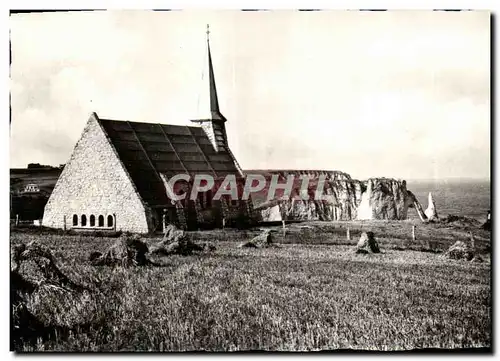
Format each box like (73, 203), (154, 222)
(356, 178), (408, 220)
(482, 210), (491, 230)
(283, 179), (364, 221)
(424, 192), (438, 221)
(252, 171), (413, 222)
(407, 190), (428, 223)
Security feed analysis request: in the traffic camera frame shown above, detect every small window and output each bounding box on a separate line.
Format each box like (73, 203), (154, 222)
(107, 215), (114, 227)
(231, 200), (239, 207)
(98, 215), (104, 227)
(90, 215), (95, 227)
(81, 215), (87, 227)
(72, 214), (78, 226)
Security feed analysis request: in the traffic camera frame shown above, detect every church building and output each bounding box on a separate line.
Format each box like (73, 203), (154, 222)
(42, 28), (255, 233)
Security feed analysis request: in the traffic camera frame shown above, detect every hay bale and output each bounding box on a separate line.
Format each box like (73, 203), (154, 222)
(252, 229), (273, 247)
(15, 241), (88, 291)
(150, 237), (206, 256)
(164, 223), (177, 238)
(356, 231), (380, 254)
(238, 229), (273, 248)
(90, 235), (150, 267)
(444, 241), (474, 261)
(151, 241), (181, 256)
(11, 241), (93, 349)
(148, 224), (189, 255)
(163, 224), (186, 244)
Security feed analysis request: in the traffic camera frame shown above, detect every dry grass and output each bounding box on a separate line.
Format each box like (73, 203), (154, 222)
(10, 221), (491, 352)
(189, 220), (491, 254)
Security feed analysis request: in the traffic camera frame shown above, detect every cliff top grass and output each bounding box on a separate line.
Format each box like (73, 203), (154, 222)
(11, 220), (491, 352)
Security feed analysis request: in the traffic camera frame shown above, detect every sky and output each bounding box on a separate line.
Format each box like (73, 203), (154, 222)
(9, 10), (490, 181)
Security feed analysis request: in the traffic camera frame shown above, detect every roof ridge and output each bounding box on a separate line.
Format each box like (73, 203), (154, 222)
(98, 117), (205, 131)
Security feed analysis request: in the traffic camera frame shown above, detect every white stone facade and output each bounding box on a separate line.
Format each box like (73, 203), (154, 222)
(42, 114), (152, 233)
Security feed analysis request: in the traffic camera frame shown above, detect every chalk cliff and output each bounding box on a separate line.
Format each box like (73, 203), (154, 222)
(249, 170), (413, 222)
(356, 178), (409, 220)
(424, 192), (438, 221)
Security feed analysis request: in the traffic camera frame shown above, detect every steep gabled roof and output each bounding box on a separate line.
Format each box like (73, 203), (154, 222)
(97, 117), (240, 207)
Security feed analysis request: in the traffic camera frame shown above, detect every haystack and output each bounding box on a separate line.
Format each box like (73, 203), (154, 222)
(149, 238), (205, 256)
(163, 224), (186, 244)
(90, 234), (150, 267)
(356, 231), (380, 254)
(443, 241), (474, 261)
(238, 229), (273, 248)
(11, 241), (91, 349)
(149, 223), (214, 256)
(90, 226), (215, 265)
(13, 240), (88, 291)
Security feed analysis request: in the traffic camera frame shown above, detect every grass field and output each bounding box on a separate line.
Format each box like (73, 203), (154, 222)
(11, 220), (491, 352)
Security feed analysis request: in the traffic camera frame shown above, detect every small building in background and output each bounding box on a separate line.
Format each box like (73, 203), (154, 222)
(23, 183), (40, 193)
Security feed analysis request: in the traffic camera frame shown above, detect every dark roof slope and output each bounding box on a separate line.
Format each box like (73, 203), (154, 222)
(98, 118), (240, 207)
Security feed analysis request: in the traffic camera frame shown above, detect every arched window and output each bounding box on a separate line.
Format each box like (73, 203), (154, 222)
(98, 215), (104, 227)
(72, 214), (78, 226)
(90, 215), (95, 227)
(81, 214), (87, 227)
(107, 215), (114, 227)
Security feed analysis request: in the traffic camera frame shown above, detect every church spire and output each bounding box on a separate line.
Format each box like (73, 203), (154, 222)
(206, 25), (223, 120)
(192, 24), (226, 124)
(191, 24), (228, 153)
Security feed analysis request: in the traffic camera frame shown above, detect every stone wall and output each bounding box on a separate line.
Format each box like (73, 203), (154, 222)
(42, 114), (152, 233)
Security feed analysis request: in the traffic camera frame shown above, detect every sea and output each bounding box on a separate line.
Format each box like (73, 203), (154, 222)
(406, 179), (491, 223)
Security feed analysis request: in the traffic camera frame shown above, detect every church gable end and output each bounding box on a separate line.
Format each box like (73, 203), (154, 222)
(42, 113), (151, 233)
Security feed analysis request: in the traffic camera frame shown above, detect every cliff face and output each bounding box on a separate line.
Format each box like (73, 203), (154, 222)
(357, 178), (409, 220)
(281, 179), (364, 221)
(249, 170), (411, 222)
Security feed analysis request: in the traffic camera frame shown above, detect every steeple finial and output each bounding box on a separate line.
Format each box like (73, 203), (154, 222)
(206, 24), (210, 43)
